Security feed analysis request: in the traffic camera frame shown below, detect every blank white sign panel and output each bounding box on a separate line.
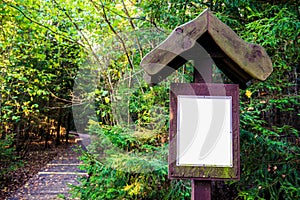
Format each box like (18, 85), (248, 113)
(177, 95), (232, 167)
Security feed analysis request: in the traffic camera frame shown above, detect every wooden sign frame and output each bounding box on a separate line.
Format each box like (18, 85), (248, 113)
(169, 83), (240, 180)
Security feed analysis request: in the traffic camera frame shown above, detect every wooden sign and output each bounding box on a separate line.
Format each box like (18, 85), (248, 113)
(169, 83), (240, 180)
(140, 8), (273, 199)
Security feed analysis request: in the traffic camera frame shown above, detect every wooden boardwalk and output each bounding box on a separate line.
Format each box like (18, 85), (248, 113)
(8, 134), (90, 200)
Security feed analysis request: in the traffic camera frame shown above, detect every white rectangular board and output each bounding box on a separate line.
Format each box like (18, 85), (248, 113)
(177, 95), (233, 167)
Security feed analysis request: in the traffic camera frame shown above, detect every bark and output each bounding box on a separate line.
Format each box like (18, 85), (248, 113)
(56, 108), (62, 146)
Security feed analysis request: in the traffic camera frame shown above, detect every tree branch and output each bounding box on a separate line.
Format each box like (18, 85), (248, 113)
(99, 3), (165, 33)
(90, 0), (134, 70)
(52, 0), (115, 96)
(121, 0), (144, 59)
(52, 0), (100, 64)
(6, 2), (83, 48)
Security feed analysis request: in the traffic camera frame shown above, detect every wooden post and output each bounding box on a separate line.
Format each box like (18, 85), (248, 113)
(192, 180), (211, 200)
(193, 57), (213, 83)
(192, 57), (213, 200)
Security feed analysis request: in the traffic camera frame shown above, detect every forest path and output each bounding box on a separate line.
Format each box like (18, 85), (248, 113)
(9, 133), (91, 200)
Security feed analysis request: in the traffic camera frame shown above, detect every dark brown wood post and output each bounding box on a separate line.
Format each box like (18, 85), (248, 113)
(193, 57), (213, 83)
(192, 57), (213, 200)
(192, 180), (211, 200)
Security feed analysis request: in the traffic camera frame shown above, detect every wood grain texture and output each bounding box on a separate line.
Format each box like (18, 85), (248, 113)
(141, 9), (273, 85)
(141, 10), (208, 76)
(207, 12), (272, 80)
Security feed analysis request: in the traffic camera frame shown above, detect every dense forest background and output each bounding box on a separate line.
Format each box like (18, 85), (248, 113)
(1, 0), (299, 199)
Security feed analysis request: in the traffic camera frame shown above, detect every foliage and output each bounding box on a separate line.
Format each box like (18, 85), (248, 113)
(71, 123), (190, 200)
(1, 0), (299, 199)
(226, 1), (300, 199)
(1, 0), (84, 150)
(0, 134), (22, 178)
(236, 129), (300, 199)
(73, 1), (299, 199)
(1, 0), (84, 190)
(227, 3), (299, 200)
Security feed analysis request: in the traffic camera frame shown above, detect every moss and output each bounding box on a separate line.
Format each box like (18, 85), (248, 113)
(171, 164), (237, 179)
(201, 167), (232, 178)
(219, 167), (232, 178)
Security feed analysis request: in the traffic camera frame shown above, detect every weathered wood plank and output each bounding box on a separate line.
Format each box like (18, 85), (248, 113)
(38, 172), (88, 175)
(141, 10), (208, 76)
(207, 12), (272, 80)
(46, 163), (84, 166)
(141, 9), (273, 84)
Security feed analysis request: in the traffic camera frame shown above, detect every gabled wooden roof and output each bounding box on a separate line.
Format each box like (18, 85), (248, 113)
(140, 9), (273, 87)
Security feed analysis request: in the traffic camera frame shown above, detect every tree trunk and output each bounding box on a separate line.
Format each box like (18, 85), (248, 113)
(66, 110), (71, 145)
(44, 117), (49, 149)
(56, 108), (62, 146)
(15, 122), (21, 153)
